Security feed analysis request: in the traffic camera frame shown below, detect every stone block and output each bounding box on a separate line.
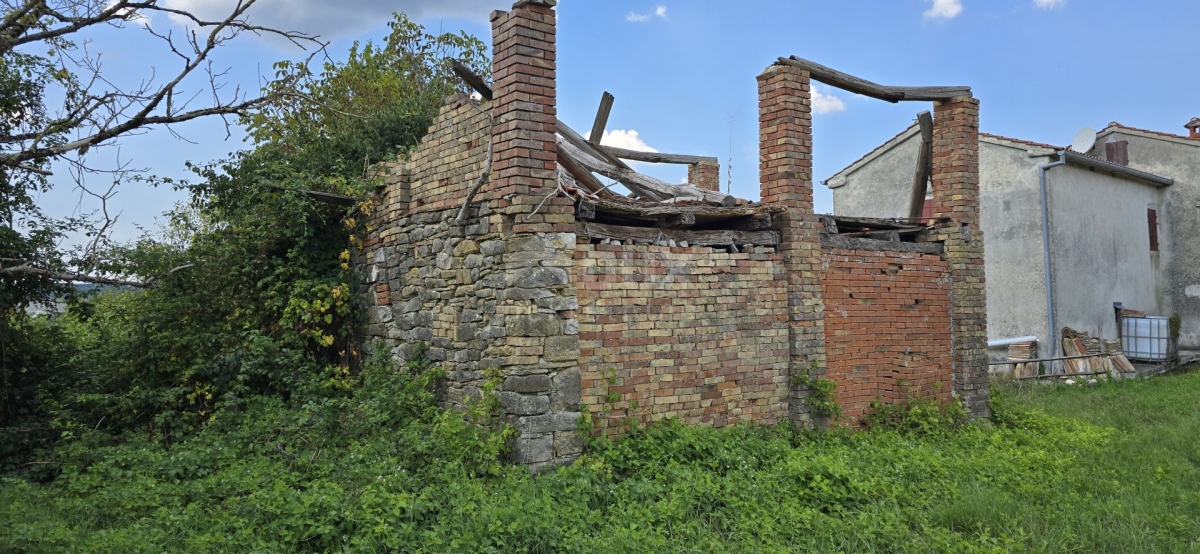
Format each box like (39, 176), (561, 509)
(480, 240), (505, 257)
(453, 240), (480, 256)
(504, 374), (552, 393)
(551, 367), (581, 411)
(512, 266), (568, 289)
(536, 296), (578, 311)
(499, 392), (550, 416)
(514, 434), (553, 465)
(544, 335), (579, 362)
(554, 431), (584, 458)
(506, 313), (562, 337)
(507, 236), (545, 253)
(518, 412), (581, 433)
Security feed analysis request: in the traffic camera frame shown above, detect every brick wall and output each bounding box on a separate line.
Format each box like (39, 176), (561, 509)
(396, 97), (492, 214)
(572, 243), (790, 436)
(821, 248), (954, 420)
(688, 161), (721, 192)
(930, 97), (990, 418)
(758, 63), (827, 426)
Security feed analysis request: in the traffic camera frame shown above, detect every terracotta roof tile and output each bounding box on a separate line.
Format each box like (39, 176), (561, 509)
(979, 133), (1061, 151)
(1102, 121), (1197, 141)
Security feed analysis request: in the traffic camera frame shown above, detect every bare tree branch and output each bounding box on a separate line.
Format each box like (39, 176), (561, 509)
(1, 0), (327, 168)
(0, 260), (195, 288)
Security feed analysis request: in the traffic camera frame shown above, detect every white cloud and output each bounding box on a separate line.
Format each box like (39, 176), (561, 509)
(160, 0), (510, 41)
(600, 129), (658, 153)
(627, 5), (668, 23)
(811, 85), (846, 115)
(923, 0), (963, 19)
(1033, 0), (1065, 9)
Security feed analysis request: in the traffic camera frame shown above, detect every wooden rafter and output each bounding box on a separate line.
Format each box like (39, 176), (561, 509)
(558, 137), (736, 206)
(580, 222), (780, 247)
(588, 92), (615, 144)
(907, 111), (934, 220)
(778, 56), (971, 103)
(602, 146), (719, 166)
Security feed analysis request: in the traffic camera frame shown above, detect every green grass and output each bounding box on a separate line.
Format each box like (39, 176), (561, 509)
(3, 366), (1200, 552)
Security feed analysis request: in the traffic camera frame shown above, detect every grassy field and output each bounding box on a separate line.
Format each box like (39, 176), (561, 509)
(987, 366), (1200, 551)
(2, 366), (1199, 552)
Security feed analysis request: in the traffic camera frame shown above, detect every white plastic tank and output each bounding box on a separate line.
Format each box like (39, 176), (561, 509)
(1121, 316), (1169, 362)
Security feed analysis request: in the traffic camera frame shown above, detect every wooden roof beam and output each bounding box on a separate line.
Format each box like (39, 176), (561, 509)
(603, 146), (719, 166)
(588, 92), (615, 144)
(451, 59), (492, 100)
(777, 56), (971, 103)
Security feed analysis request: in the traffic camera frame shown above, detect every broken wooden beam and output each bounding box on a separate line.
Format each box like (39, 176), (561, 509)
(826, 215), (933, 230)
(576, 197), (597, 220)
(581, 222), (780, 247)
(558, 137), (737, 206)
(588, 92), (615, 144)
(820, 234), (943, 255)
(557, 147), (614, 198)
(821, 215), (839, 234)
(838, 229), (902, 241)
(908, 111), (934, 220)
(557, 119), (634, 172)
(778, 56), (971, 103)
(589, 197), (776, 221)
(658, 212), (696, 229)
(602, 147), (719, 166)
(713, 213), (774, 231)
(451, 59), (492, 101)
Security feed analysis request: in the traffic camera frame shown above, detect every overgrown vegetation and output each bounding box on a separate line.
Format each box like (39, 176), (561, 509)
(4, 364), (1199, 551)
(0, 14), (488, 471)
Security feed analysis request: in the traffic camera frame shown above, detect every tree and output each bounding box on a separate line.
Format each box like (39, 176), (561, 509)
(0, 12), (489, 463)
(0, 0), (324, 312)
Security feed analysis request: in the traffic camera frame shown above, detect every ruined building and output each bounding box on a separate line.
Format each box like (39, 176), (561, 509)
(358, 0), (989, 469)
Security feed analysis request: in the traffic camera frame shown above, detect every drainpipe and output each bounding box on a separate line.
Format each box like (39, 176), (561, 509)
(1039, 151), (1067, 365)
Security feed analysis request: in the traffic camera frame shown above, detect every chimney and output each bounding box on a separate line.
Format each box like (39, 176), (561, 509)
(1186, 118), (1200, 139)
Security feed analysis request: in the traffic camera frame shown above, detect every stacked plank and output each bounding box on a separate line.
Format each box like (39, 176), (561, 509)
(1061, 327), (1093, 375)
(1106, 339), (1137, 374)
(1007, 341), (1038, 378)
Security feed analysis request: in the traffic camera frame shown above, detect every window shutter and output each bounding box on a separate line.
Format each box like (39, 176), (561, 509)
(1148, 208), (1159, 252)
(1106, 141), (1129, 166)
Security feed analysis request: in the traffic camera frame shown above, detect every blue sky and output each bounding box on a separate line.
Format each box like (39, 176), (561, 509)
(40, 0), (1200, 242)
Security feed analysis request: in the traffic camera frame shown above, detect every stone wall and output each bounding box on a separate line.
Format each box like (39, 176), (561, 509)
(572, 242), (790, 436)
(360, 0), (583, 472)
(821, 248), (954, 420)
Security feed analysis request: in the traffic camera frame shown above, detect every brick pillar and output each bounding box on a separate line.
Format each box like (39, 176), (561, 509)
(688, 160), (721, 192)
(758, 63), (826, 427)
(930, 96), (989, 418)
(488, 0), (562, 221)
(489, 0), (583, 471)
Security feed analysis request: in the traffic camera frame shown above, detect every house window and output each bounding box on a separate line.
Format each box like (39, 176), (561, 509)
(1148, 208), (1159, 252)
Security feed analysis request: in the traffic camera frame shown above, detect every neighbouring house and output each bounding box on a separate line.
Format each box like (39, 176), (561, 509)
(828, 118), (1199, 362)
(356, 0), (989, 469)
